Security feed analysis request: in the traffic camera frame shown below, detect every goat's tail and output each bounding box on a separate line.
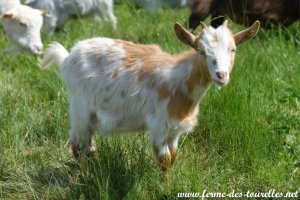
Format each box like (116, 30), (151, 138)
(40, 42), (69, 69)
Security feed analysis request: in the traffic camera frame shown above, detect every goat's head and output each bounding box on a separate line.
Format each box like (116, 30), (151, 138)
(174, 20), (260, 87)
(0, 5), (46, 55)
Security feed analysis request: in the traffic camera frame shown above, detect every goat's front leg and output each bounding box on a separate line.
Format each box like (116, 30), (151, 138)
(167, 134), (180, 165)
(153, 142), (172, 181)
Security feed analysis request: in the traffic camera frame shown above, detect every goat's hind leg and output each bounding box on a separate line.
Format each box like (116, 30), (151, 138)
(69, 102), (97, 160)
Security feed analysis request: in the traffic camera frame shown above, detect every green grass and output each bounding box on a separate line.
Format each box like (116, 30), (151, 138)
(0, 1), (299, 199)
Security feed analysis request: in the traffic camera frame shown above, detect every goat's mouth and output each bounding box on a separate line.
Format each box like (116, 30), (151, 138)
(31, 48), (43, 55)
(213, 79), (228, 87)
(24, 44), (43, 55)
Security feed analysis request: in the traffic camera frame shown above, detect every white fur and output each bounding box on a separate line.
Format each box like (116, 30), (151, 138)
(25, 0), (117, 36)
(0, 4), (44, 55)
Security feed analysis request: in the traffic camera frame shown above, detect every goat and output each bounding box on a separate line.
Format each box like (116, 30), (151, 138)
(188, 0), (299, 32)
(25, 0), (117, 36)
(41, 20), (260, 179)
(0, 4), (45, 55)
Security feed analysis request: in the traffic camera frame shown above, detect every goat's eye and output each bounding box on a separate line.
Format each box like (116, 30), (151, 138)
(230, 48), (236, 53)
(19, 22), (27, 28)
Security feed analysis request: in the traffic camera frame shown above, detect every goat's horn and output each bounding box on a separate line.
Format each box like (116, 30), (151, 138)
(223, 19), (228, 27)
(40, 9), (48, 16)
(199, 21), (207, 29)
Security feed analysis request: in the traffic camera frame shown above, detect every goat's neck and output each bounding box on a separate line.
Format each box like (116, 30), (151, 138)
(172, 50), (212, 102)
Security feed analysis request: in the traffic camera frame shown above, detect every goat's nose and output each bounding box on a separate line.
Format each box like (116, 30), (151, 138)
(34, 45), (43, 52)
(216, 71), (227, 79)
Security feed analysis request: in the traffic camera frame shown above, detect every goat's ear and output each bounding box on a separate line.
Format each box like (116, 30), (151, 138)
(234, 21), (260, 46)
(40, 9), (50, 17)
(1, 13), (14, 19)
(174, 22), (197, 48)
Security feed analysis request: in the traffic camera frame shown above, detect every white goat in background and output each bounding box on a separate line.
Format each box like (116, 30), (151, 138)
(0, 2), (45, 55)
(25, 0), (117, 36)
(41, 20), (260, 179)
(0, 0), (20, 14)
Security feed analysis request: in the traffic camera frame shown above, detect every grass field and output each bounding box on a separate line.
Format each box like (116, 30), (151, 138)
(0, 1), (300, 199)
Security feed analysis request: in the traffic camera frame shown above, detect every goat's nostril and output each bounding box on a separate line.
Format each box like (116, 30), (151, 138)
(35, 45), (43, 52)
(216, 71), (227, 79)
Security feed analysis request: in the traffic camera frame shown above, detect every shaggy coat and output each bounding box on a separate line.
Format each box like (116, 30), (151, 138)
(41, 20), (260, 179)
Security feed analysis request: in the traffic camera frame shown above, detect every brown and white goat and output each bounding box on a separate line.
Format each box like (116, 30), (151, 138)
(41, 20), (260, 179)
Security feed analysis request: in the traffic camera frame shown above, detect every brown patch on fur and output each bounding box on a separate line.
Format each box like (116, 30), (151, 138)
(185, 56), (211, 93)
(158, 82), (170, 101)
(138, 67), (153, 81)
(167, 89), (195, 121)
(114, 39), (177, 81)
(90, 112), (98, 125)
(112, 69), (119, 78)
(181, 107), (199, 127)
(164, 52), (211, 121)
(114, 40), (163, 69)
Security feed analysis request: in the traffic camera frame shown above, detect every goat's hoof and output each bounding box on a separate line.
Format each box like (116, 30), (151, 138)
(88, 149), (99, 161)
(161, 171), (170, 183)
